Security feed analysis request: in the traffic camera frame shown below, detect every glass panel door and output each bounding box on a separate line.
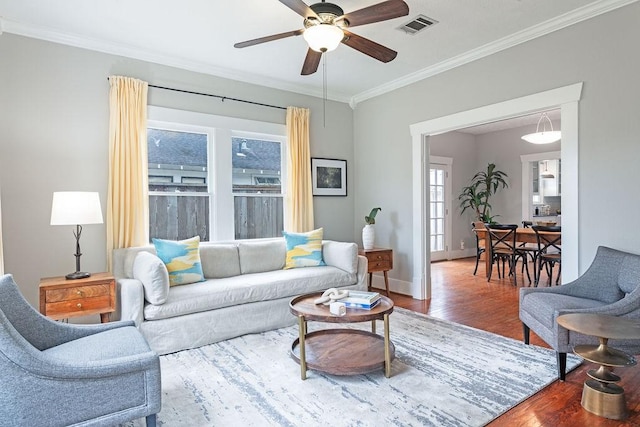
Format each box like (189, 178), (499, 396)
(430, 163), (448, 261)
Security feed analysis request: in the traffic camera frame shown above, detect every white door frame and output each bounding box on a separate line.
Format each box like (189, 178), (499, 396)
(409, 83), (583, 300)
(429, 156), (453, 261)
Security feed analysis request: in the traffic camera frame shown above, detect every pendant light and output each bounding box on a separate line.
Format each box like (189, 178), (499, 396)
(540, 161), (555, 179)
(522, 112), (561, 144)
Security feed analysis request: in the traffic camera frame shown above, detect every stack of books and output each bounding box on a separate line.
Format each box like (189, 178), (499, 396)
(342, 291), (381, 310)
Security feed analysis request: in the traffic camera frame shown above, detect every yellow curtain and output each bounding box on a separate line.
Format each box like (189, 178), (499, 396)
(106, 76), (149, 270)
(285, 107), (314, 232)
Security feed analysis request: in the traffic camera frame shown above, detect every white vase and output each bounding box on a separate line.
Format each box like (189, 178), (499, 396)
(362, 224), (375, 250)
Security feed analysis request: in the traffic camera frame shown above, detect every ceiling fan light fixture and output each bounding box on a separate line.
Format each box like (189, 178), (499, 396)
(303, 24), (344, 52)
(521, 112), (562, 144)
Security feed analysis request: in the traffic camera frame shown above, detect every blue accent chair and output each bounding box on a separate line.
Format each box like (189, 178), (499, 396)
(0, 274), (161, 426)
(520, 246), (640, 381)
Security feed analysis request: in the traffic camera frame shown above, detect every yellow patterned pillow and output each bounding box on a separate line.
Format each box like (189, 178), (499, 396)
(152, 236), (205, 286)
(283, 228), (326, 269)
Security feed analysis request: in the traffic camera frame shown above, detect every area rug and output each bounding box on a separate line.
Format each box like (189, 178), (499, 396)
(125, 308), (581, 427)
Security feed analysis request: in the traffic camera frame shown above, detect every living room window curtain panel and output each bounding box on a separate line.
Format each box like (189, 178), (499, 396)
(285, 107), (314, 232)
(106, 76), (149, 270)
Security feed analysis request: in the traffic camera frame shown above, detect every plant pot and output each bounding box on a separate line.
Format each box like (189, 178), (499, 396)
(362, 224), (375, 250)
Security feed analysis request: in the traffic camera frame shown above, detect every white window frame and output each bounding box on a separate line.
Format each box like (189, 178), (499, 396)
(148, 106), (286, 241)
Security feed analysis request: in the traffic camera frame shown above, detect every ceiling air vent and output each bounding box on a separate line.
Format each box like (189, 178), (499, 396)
(398, 14), (438, 35)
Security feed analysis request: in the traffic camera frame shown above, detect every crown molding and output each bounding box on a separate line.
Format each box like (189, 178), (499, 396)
(0, 17), (351, 104)
(349, 0), (639, 107)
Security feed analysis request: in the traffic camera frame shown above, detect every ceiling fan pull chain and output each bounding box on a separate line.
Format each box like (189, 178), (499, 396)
(323, 53), (327, 127)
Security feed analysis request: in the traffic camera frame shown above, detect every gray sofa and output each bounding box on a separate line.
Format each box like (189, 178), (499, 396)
(113, 238), (367, 355)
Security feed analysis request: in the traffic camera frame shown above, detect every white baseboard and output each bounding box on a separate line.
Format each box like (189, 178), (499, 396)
(369, 273), (412, 296)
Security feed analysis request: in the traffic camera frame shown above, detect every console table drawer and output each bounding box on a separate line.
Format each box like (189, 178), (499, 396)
(45, 295), (113, 319)
(45, 284), (111, 303)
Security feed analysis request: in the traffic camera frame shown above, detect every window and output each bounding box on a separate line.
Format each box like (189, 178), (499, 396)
(147, 127), (210, 241)
(147, 106), (286, 242)
(231, 137), (284, 239)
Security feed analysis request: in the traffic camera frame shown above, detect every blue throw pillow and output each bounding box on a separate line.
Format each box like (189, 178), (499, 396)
(152, 236), (205, 286)
(283, 228), (326, 269)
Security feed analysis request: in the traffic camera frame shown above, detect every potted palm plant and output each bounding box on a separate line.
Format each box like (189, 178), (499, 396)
(458, 163), (508, 224)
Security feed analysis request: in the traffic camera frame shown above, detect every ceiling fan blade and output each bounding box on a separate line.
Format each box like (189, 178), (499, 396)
(301, 49), (322, 75)
(279, 0), (318, 19)
(341, 30), (397, 63)
(340, 0), (409, 28)
(234, 29), (304, 48)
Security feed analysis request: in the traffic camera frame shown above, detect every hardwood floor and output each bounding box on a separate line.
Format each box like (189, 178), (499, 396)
(391, 257), (640, 427)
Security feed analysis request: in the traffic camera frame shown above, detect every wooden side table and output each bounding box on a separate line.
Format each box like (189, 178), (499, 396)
(358, 247), (393, 296)
(39, 272), (116, 323)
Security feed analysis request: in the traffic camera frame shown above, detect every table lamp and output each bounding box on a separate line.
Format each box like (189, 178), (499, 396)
(50, 191), (104, 280)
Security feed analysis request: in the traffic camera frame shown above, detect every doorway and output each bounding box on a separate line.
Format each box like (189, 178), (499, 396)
(409, 83), (583, 300)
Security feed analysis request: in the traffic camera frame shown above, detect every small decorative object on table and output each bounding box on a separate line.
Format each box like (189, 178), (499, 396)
(362, 207), (381, 250)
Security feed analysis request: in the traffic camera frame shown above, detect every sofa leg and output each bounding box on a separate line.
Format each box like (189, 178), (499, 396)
(523, 323), (530, 345)
(557, 352), (567, 381)
(146, 414), (157, 427)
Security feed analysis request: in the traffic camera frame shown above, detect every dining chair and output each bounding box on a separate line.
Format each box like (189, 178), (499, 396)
(484, 223), (522, 285)
(472, 222), (486, 275)
(518, 220), (539, 283)
(532, 225), (562, 286)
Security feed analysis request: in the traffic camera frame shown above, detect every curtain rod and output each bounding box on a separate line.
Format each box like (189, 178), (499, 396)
(107, 78), (287, 111)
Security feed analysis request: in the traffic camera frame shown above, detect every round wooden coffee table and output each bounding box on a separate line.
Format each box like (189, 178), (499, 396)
(289, 292), (395, 380)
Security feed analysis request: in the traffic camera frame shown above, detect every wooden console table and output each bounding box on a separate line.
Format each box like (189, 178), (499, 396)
(39, 272), (116, 323)
(358, 247), (393, 296)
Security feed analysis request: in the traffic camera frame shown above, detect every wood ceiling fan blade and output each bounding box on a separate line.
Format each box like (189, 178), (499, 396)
(279, 0), (318, 19)
(341, 30), (397, 63)
(340, 0), (409, 28)
(234, 29), (304, 48)
(301, 49), (322, 75)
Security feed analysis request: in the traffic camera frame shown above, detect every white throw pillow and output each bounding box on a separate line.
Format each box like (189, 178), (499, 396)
(133, 251), (170, 305)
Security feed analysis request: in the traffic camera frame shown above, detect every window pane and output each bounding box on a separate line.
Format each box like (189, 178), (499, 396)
(232, 138), (281, 194)
(232, 137), (283, 239)
(147, 128), (210, 241)
(149, 195), (210, 241)
(234, 195), (283, 239)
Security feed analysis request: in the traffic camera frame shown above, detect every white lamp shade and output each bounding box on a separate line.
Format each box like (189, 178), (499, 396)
(50, 192), (104, 225)
(521, 131), (562, 144)
(303, 24), (344, 52)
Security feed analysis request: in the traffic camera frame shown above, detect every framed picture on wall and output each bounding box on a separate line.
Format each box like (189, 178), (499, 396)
(311, 158), (347, 196)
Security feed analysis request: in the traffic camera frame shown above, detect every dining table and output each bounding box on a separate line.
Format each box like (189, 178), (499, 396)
(473, 227), (561, 279)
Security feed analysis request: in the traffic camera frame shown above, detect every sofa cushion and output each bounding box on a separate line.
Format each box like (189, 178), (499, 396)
(132, 252), (170, 305)
(237, 239), (286, 274)
(283, 228), (326, 269)
(200, 244), (241, 278)
(322, 241), (358, 275)
(152, 236), (205, 286)
(143, 266), (356, 321)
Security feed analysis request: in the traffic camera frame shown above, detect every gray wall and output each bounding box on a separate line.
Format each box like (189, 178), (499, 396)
(354, 3), (640, 286)
(0, 34), (354, 309)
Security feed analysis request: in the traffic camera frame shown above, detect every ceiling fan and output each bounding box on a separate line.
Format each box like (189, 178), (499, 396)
(234, 0), (410, 76)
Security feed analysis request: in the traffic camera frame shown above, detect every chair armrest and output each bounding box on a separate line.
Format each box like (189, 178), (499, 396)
(356, 255), (368, 288)
(114, 278), (145, 326)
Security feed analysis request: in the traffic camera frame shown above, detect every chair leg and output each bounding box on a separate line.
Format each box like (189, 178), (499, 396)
(146, 414), (157, 427)
(523, 323), (530, 345)
(473, 253), (480, 275)
(556, 263), (562, 285)
(557, 352), (567, 381)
